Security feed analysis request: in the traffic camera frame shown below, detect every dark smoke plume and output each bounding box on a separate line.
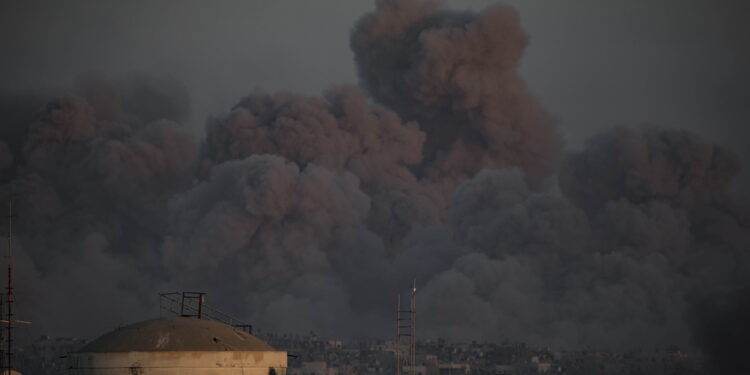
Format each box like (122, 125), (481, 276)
(1, 74), (196, 338)
(0, 141), (12, 170)
(201, 85), (442, 247)
(351, 0), (562, 188)
(559, 126), (741, 213)
(165, 155), (384, 334)
(1, 2), (747, 370)
(688, 288), (750, 375)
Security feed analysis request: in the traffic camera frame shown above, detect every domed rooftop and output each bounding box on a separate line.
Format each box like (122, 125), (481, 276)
(79, 317), (274, 352)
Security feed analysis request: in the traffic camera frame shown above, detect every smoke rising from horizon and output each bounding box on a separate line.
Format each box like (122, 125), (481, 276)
(0, 1), (748, 369)
(351, 0), (562, 189)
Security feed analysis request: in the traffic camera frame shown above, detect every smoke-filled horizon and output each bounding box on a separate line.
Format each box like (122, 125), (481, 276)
(1, 1), (749, 373)
(2, 0), (748, 184)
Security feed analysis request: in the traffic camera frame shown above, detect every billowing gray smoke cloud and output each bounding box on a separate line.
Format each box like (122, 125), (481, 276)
(0, 91), (51, 182)
(0, 74), (197, 338)
(559, 126), (741, 213)
(201, 85), (442, 247)
(351, 0), (562, 188)
(688, 288), (750, 374)
(2, 1), (747, 366)
(420, 165), (706, 348)
(0, 141), (11, 170)
(414, 126), (748, 348)
(164, 155), (385, 334)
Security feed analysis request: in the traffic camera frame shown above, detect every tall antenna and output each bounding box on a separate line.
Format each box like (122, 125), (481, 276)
(0, 197), (30, 375)
(395, 279), (417, 375)
(395, 294), (400, 375)
(4, 198), (14, 373)
(0, 286), (3, 372)
(410, 279), (416, 375)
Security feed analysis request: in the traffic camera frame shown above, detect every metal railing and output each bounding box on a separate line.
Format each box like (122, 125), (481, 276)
(159, 292), (253, 334)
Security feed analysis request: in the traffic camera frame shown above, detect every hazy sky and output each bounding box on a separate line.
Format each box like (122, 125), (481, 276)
(2, 1), (747, 187)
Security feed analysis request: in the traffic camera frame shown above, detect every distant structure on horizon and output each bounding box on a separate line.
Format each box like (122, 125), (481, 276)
(67, 292), (287, 374)
(1, 198), (28, 375)
(395, 280), (416, 375)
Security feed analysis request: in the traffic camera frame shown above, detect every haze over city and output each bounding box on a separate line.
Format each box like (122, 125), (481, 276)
(0, 1), (748, 374)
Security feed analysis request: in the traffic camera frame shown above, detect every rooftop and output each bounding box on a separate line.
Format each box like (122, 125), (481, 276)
(79, 317), (275, 352)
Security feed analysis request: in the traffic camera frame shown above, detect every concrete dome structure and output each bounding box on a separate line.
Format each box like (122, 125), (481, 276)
(68, 317), (286, 374)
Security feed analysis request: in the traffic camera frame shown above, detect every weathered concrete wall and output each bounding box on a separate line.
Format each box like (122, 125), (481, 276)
(69, 370), (285, 375)
(68, 350), (287, 375)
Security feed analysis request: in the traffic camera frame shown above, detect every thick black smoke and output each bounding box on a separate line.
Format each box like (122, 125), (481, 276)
(559, 126), (741, 213)
(414, 126), (748, 348)
(200, 86), (441, 247)
(351, 0), (562, 190)
(2, 1), (747, 367)
(688, 288), (750, 374)
(0, 91), (51, 182)
(1, 74), (197, 338)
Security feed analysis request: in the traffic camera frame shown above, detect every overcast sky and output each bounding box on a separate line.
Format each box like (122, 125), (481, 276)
(1, 0), (748, 188)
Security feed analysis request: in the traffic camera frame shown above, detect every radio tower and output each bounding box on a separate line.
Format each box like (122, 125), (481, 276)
(395, 279), (416, 375)
(4, 198), (14, 374)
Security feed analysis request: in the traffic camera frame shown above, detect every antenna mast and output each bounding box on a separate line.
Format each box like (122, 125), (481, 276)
(395, 293), (400, 375)
(411, 279), (417, 373)
(4, 198), (14, 373)
(395, 279), (416, 375)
